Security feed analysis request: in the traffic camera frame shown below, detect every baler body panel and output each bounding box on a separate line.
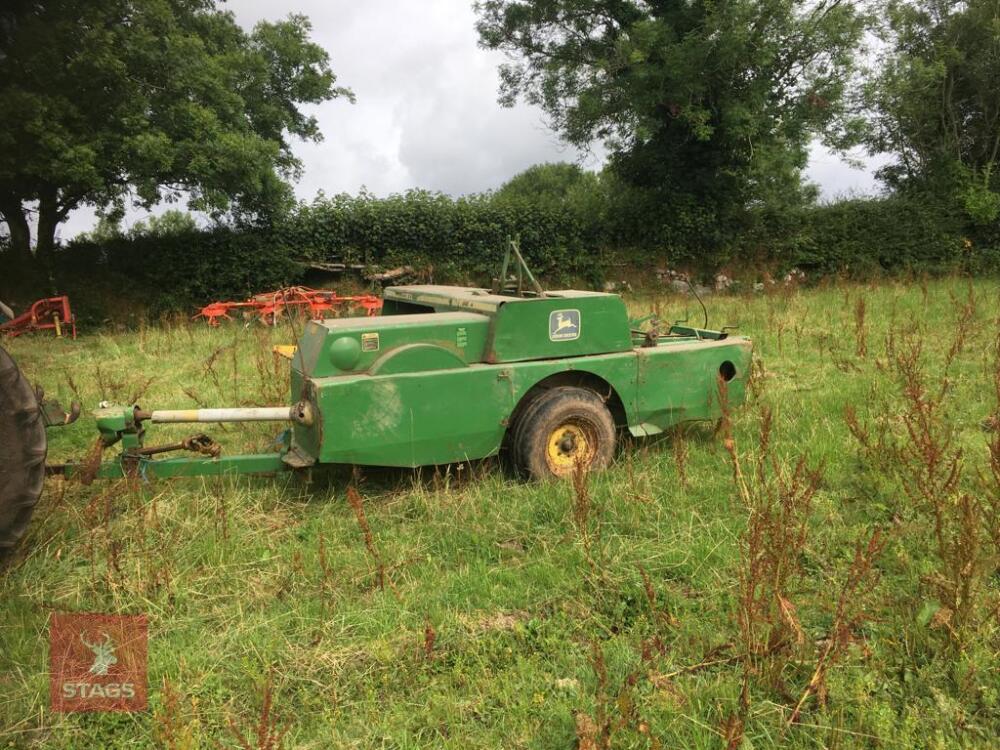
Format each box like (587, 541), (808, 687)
(294, 312), (490, 377)
(633, 337), (752, 436)
(283, 283), (753, 469)
(295, 353), (636, 467)
(304, 367), (515, 466)
(382, 286), (633, 363)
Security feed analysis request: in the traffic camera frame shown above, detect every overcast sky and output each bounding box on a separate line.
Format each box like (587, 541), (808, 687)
(61, 0), (885, 238)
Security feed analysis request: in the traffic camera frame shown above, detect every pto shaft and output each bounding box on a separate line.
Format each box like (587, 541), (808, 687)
(149, 407), (293, 423)
(134, 402), (314, 426)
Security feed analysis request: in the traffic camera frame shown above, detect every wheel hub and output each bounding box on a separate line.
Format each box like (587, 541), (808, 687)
(546, 422), (594, 474)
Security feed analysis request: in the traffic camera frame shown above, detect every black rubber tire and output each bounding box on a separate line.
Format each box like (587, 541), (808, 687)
(512, 386), (615, 480)
(508, 387), (555, 471)
(0, 345), (46, 552)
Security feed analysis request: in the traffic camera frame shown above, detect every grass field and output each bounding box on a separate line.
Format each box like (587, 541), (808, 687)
(2, 278), (1000, 749)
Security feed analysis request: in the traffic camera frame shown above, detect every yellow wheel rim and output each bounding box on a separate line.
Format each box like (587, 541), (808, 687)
(545, 422), (595, 475)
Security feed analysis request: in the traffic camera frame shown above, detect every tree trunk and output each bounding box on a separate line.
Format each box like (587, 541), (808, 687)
(0, 198), (32, 268)
(35, 189), (59, 271)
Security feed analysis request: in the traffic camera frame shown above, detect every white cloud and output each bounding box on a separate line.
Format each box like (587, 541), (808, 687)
(59, 0), (881, 238)
(805, 142), (891, 202)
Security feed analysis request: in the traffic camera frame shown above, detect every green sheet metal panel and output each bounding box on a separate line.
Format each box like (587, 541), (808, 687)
(632, 337), (753, 435)
(381, 286), (633, 361)
(382, 285), (507, 314)
(294, 312), (490, 377)
(486, 293), (633, 363)
(305, 366), (516, 466)
(297, 352), (639, 467)
(289, 336), (752, 467)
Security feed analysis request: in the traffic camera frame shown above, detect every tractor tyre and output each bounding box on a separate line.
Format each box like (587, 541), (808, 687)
(513, 386), (615, 481)
(0, 345), (46, 554)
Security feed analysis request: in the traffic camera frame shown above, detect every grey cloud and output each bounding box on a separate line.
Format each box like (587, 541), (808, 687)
(61, 0), (882, 237)
(806, 143), (891, 201)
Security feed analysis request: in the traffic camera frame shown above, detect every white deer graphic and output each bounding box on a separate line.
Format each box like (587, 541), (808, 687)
(80, 633), (117, 676)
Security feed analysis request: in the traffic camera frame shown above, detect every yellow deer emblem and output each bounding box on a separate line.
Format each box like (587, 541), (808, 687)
(553, 312), (577, 333)
(550, 310), (580, 341)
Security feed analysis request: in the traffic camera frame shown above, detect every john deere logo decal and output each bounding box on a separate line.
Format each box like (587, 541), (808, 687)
(549, 309), (581, 341)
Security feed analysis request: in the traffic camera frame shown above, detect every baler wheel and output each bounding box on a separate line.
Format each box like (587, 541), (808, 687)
(513, 386), (615, 480)
(0, 345), (46, 554)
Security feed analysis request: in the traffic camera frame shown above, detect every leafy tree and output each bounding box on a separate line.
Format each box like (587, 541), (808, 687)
(75, 216), (125, 245)
(128, 210), (200, 239)
(496, 162), (599, 203)
(0, 0), (351, 267)
(475, 0), (867, 227)
(494, 162), (607, 225)
(864, 0), (1000, 223)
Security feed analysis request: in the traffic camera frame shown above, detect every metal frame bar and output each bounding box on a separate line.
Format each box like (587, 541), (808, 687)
(49, 453), (291, 480)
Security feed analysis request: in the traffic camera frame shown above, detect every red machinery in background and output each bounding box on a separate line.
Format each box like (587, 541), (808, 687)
(0, 296), (76, 339)
(193, 286), (382, 327)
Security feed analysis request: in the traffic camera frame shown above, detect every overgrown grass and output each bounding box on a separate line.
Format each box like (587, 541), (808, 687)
(2, 278), (999, 748)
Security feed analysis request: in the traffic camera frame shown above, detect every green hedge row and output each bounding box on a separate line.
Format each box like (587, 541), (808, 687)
(50, 190), (998, 317)
(57, 229), (300, 317)
(776, 196), (976, 276)
(279, 189), (998, 277)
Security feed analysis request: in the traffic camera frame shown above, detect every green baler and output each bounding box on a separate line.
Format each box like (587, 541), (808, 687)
(287, 283), (750, 475)
(55, 282), (749, 482)
(0, 249), (751, 550)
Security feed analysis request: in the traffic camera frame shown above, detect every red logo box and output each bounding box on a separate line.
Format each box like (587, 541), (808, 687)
(49, 613), (148, 712)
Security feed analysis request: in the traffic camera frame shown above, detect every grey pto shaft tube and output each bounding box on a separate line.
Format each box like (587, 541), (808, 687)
(150, 407), (294, 423)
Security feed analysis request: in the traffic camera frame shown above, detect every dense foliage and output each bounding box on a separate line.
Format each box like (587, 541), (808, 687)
(0, 0), (350, 268)
(865, 0), (1000, 224)
(2, 1), (999, 321)
(475, 0), (868, 227)
(283, 188), (606, 282)
(12, 183), (984, 321)
(44, 228), (296, 318)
